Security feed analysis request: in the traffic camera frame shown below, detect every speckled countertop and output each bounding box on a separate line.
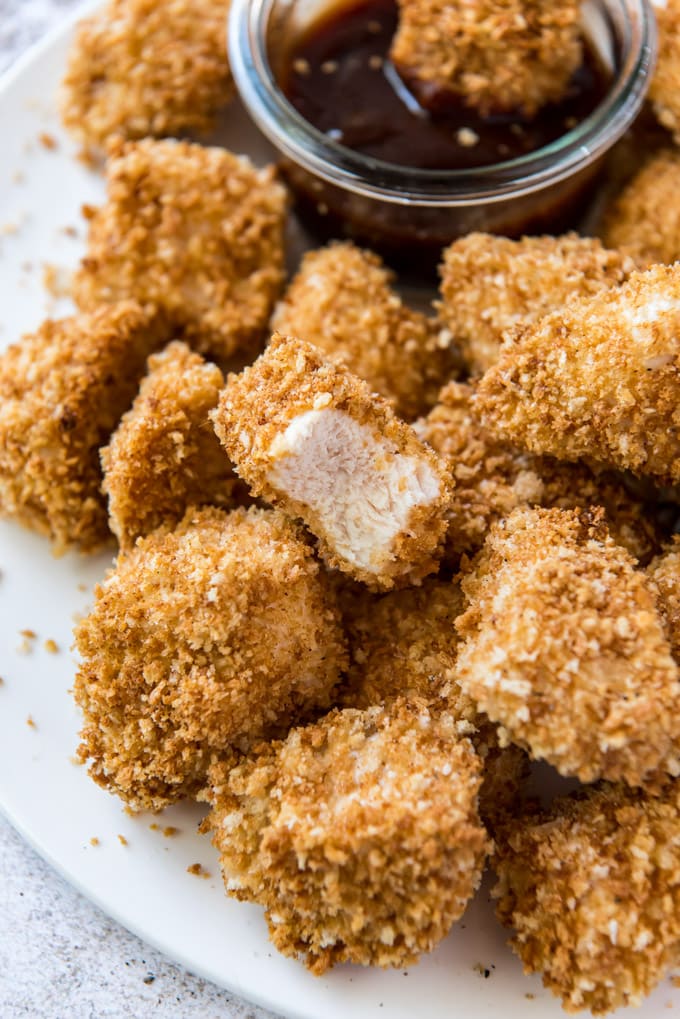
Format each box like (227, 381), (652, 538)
(0, 4), (277, 1017)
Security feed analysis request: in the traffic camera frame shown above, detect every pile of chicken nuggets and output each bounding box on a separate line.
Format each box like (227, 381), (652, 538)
(5, 0), (680, 1013)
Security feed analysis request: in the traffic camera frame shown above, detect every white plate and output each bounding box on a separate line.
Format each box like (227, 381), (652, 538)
(0, 7), (678, 1018)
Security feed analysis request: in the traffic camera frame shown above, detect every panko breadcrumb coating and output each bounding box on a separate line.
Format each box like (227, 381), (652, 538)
(390, 0), (582, 117)
(74, 506), (346, 811)
(438, 233), (634, 375)
(212, 333), (452, 589)
(271, 242), (459, 420)
(601, 149), (680, 268)
(415, 381), (662, 565)
(61, 0), (234, 152)
(455, 506), (680, 786)
(72, 138), (287, 364)
(648, 0), (680, 143)
(477, 264), (680, 485)
(204, 701), (489, 973)
(647, 536), (680, 662)
(493, 782), (680, 1014)
(0, 301), (166, 554)
(102, 341), (246, 551)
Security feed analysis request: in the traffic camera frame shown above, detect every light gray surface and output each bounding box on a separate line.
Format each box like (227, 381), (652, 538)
(0, 4), (278, 1017)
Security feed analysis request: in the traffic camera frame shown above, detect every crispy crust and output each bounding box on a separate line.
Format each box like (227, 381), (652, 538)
(102, 341), (245, 551)
(390, 0), (582, 117)
(0, 301), (167, 554)
(601, 150), (680, 268)
(649, 0), (680, 143)
(455, 506), (680, 786)
(647, 536), (680, 662)
(271, 242), (459, 420)
(204, 701), (490, 973)
(61, 0), (234, 152)
(476, 264), (680, 485)
(493, 782), (680, 1014)
(438, 233), (634, 375)
(72, 138), (287, 363)
(74, 506), (347, 811)
(212, 333), (452, 589)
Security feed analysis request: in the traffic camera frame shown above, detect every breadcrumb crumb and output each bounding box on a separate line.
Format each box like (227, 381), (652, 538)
(647, 536), (680, 663)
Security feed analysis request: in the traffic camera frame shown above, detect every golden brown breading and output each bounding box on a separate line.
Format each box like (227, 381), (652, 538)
(271, 242), (459, 420)
(102, 341), (245, 551)
(390, 0), (582, 117)
(204, 701), (489, 973)
(476, 264), (680, 486)
(212, 333), (452, 589)
(648, 0), (680, 143)
(72, 138), (287, 364)
(438, 233), (634, 375)
(415, 381), (662, 565)
(74, 506), (347, 811)
(0, 302), (167, 554)
(647, 535), (680, 662)
(455, 506), (680, 786)
(61, 0), (234, 152)
(601, 149), (680, 268)
(493, 782), (680, 1014)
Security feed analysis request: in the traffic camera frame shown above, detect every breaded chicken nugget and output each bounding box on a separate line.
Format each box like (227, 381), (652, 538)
(390, 0), (582, 117)
(455, 506), (680, 786)
(647, 536), (680, 661)
(102, 341), (246, 550)
(212, 334), (452, 588)
(438, 233), (634, 375)
(204, 701), (489, 973)
(61, 0), (234, 152)
(271, 242), (458, 420)
(493, 782), (680, 1014)
(0, 302), (166, 554)
(74, 505), (346, 811)
(649, 0), (680, 143)
(601, 149), (680, 268)
(415, 381), (662, 565)
(73, 139), (287, 364)
(477, 264), (680, 485)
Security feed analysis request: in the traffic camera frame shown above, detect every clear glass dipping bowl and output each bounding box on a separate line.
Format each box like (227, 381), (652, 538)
(228, 0), (656, 271)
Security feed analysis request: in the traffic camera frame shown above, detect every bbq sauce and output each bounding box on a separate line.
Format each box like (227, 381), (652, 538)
(280, 0), (613, 172)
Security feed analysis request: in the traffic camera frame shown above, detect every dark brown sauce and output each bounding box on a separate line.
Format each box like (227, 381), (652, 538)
(280, 0), (613, 171)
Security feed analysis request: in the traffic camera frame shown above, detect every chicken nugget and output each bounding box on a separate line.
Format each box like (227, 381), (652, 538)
(271, 242), (458, 420)
(73, 138), (287, 363)
(647, 536), (680, 661)
(74, 505), (347, 811)
(212, 333), (452, 588)
(477, 264), (680, 486)
(601, 149), (680, 268)
(648, 0), (680, 143)
(102, 341), (245, 551)
(390, 0), (582, 117)
(0, 301), (166, 554)
(455, 506), (680, 786)
(438, 233), (634, 375)
(203, 700), (489, 973)
(493, 781), (680, 1014)
(415, 381), (662, 565)
(61, 0), (234, 153)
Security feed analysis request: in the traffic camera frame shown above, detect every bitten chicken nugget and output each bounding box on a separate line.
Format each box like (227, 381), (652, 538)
(455, 506), (680, 786)
(601, 149), (680, 268)
(271, 242), (458, 420)
(438, 233), (634, 375)
(102, 341), (245, 551)
(73, 138), (287, 363)
(212, 334), (452, 588)
(647, 536), (680, 661)
(390, 0), (582, 117)
(648, 0), (680, 144)
(415, 381), (662, 565)
(61, 0), (234, 153)
(204, 701), (489, 973)
(493, 782), (680, 1014)
(0, 301), (166, 554)
(74, 505), (346, 811)
(477, 264), (680, 486)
